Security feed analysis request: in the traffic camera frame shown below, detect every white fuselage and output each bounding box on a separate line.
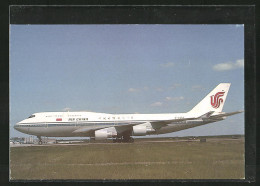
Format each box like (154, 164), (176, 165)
(14, 83), (240, 140)
(14, 111), (219, 137)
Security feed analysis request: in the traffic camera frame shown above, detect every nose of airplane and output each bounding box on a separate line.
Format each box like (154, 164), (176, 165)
(14, 122), (23, 132)
(14, 123), (19, 130)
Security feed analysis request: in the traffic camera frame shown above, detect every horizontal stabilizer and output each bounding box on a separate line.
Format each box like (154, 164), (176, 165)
(210, 110), (243, 119)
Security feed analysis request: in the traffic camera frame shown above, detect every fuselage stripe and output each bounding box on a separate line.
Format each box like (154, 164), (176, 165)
(15, 122), (144, 127)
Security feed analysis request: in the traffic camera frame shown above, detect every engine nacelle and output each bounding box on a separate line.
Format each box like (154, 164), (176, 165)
(132, 122), (155, 136)
(95, 127), (117, 140)
(132, 122), (156, 136)
(132, 125), (147, 136)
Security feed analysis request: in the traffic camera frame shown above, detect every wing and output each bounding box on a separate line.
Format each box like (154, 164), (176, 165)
(72, 111), (214, 135)
(151, 111), (215, 125)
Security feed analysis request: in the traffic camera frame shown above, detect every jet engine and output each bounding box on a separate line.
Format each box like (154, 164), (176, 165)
(132, 122), (156, 136)
(95, 127), (117, 140)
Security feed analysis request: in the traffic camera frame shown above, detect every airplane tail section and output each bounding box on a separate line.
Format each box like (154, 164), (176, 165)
(188, 83), (231, 116)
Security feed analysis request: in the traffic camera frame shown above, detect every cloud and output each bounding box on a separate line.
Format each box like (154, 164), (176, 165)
(151, 102), (163, 107)
(128, 88), (139, 92)
(128, 86), (149, 93)
(170, 83), (181, 89)
(191, 85), (205, 92)
(213, 59), (244, 71)
(165, 96), (184, 102)
(160, 62), (175, 68)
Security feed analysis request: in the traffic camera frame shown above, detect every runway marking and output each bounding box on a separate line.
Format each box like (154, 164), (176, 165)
(140, 140), (196, 143)
(11, 161), (193, 166)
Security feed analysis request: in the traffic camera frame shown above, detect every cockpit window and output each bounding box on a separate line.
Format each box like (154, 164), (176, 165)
(28, 115), (35, 118)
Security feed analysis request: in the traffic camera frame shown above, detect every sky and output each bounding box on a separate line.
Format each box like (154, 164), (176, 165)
(10, 24), (244, 138)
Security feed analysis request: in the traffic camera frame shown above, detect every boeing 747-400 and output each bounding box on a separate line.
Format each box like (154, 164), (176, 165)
(14, 83), (243, 144)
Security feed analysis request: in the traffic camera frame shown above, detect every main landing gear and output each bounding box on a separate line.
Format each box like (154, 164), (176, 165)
(113, 136), (134, 143)
(37, 136), (42, 145)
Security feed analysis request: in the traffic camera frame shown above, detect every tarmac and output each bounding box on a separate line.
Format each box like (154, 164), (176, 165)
(10, 137), (242, 147)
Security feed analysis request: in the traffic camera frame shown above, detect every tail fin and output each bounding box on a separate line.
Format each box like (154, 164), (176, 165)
(188, 83), (231, 115)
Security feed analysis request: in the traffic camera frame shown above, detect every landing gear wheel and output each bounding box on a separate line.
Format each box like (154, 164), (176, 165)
(122, 136), (134, 143)
(113, 137), (122, 143)
(37, 136), (42, 145)
(129, 137), (134, 143)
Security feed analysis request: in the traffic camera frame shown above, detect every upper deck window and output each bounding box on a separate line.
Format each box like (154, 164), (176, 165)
(28, 115), (35, 118)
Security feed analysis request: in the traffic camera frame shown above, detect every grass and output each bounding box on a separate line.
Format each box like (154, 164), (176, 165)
(10, 137), (245, 180)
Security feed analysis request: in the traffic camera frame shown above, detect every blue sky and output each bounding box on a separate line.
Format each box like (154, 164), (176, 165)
(10, 25), (244, 138)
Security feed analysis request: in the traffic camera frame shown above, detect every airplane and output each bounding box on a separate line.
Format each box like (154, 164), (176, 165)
(14, 83), (243, 144)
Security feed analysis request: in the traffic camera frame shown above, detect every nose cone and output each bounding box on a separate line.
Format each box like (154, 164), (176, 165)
(14, 122), (24, 133)
(14, 123), (19, 131)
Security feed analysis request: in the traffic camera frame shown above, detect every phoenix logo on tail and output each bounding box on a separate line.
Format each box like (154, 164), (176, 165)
(210, 92), (225, 108)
